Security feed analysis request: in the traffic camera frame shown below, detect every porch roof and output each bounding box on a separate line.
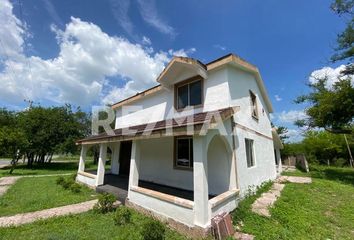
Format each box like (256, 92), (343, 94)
(76, 106), (238, 145)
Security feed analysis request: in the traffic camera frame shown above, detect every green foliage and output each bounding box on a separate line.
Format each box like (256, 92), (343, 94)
(56, 176), (81, 193)
(295, 78), (354, 133)
(113, 207), (131, 226)
(282, 130), (353, 166)
(141, 219), (166, 240)
(93, 193), (116, 214)
(56, 176), (65, 185)
(275, 126), (289, 142)
(69, 182), (82, 193)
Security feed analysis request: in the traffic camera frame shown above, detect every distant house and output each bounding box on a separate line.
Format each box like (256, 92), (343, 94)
(76, 53), (283, 236)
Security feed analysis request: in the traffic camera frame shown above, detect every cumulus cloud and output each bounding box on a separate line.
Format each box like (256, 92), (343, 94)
(0, 0), (26, 60)
(277, 110), (307, 124)
(309, 65), (354, 89)
(286, 128), (303, 142)
(137, 0), (176, 38)
(0, 0), (195, 107)
(274, 94), (282, 101)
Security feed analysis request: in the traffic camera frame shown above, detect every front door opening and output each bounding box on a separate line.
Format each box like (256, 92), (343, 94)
(119, 141), (132, 176)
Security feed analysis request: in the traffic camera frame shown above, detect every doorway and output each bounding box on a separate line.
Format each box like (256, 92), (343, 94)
(119, 141), (132, 176)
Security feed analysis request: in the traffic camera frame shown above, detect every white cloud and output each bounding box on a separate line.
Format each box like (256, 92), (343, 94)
(286, 128), (303, 143)
(274, 94), (282, 101)
(168, 48), (196, 57)
(309, 65), (354, 89)
(42, 0), (64, 27)
(278, 110), (307, 123)
(137, 0), (176, 38)
(213, 44), (226, 51)
(0, 1), (195, 107)
(0, 0), (26, 60)
(142, 36), (152, 45)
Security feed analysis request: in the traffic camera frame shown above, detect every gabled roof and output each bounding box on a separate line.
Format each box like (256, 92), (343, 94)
(111, 53), (273, 113)
(76, 107), (238, 145)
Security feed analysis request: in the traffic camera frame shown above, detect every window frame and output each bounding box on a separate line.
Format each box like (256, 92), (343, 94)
(245, 138), (255, 168)
(174, 136), (194, 170)
(174, 76), (203, 111)
(249, 90), (259, 120)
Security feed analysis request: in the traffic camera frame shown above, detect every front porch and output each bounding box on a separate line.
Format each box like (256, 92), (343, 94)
(75, 107), (241, 234)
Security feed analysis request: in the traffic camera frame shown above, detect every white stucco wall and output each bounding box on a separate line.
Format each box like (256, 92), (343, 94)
(207, 135), (231, 195)
(114, 63), (276, 197)
(139, 137), (194, 191)
(234, 127), (277, 196)
(128, 190), (194, 226)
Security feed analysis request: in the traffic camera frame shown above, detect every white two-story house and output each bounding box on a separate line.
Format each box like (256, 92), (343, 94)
(76, 53), (283, 236)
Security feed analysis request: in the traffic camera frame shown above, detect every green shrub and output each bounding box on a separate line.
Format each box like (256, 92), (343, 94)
(70, 173), (77, 181)
(62, 179), (75, 189)
(113, 207), (131, 225)
(141, 219), (165, 240)
(69, 182), (82, 193)
(93, 193), (116, 214)
(56, 176), (65, 186)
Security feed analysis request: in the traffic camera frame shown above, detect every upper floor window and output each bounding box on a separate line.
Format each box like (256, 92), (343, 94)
(249, 90), (258, 119)
(175, 78), (202, 110)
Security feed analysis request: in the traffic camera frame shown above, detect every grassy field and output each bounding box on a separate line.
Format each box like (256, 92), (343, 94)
(0, 175), (96, 217)
(0, 160), (110, 177)
(0, 208), (187, 240)
(232, 165), (354, 239)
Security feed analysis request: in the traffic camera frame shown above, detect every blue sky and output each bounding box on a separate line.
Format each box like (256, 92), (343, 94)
(0, 0), (348, 141)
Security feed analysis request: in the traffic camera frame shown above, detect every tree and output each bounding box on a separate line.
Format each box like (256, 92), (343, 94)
(330, 0), (354, 75)
(276, 126), (289, 143)
(295, 78), (354, 133)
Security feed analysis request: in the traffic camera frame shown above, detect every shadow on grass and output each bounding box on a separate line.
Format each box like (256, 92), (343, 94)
(310, 165), (354, 186)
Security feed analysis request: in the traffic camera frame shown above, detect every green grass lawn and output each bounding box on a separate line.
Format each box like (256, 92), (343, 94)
(0, 160), (109, 177)
(0, 175), (96, 217)
(233, 165), (354, 239)
(0, 208), (187, 240)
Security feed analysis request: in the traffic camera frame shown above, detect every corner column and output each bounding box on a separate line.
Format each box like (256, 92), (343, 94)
(78, 145), (87, 172)
(110, 142), (121, 175)
(193, 136), (210, 227)
(128, 140), (140, 198)
(95, 143), (107, 186)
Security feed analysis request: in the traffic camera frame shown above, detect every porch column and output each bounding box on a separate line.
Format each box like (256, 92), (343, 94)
(110, 142), (121, 175)
(96, 143), (107, 186)
(128, 140), (140, 198)
(193, 136), (210, 227)
(78, 145), (87, 172)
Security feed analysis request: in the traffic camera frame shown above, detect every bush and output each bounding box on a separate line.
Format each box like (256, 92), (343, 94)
(69, 182), (82, 193)
(113, 207), (131, 225)
(93, 193), (116, 214)
(141, 219), (165, 240)
(70, 173), (77, 181)
(62, 179), (75, 190)
(56, 176), (65, 186)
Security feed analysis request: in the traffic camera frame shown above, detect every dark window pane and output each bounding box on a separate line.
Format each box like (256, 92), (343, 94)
(177, 84), (188, 109)
(245, 139), (254, 167)
(189, 80), (202, 106)
(177, 138), (190, 167)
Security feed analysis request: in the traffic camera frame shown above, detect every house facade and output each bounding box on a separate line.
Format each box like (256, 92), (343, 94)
(76, 53), (283, 235)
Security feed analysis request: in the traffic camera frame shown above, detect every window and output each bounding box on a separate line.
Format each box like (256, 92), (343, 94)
(245, 138), (255, 167)
(176, 79), (202, 109)
(250, 90), (258, 119)
(175, 137), (193, 169)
